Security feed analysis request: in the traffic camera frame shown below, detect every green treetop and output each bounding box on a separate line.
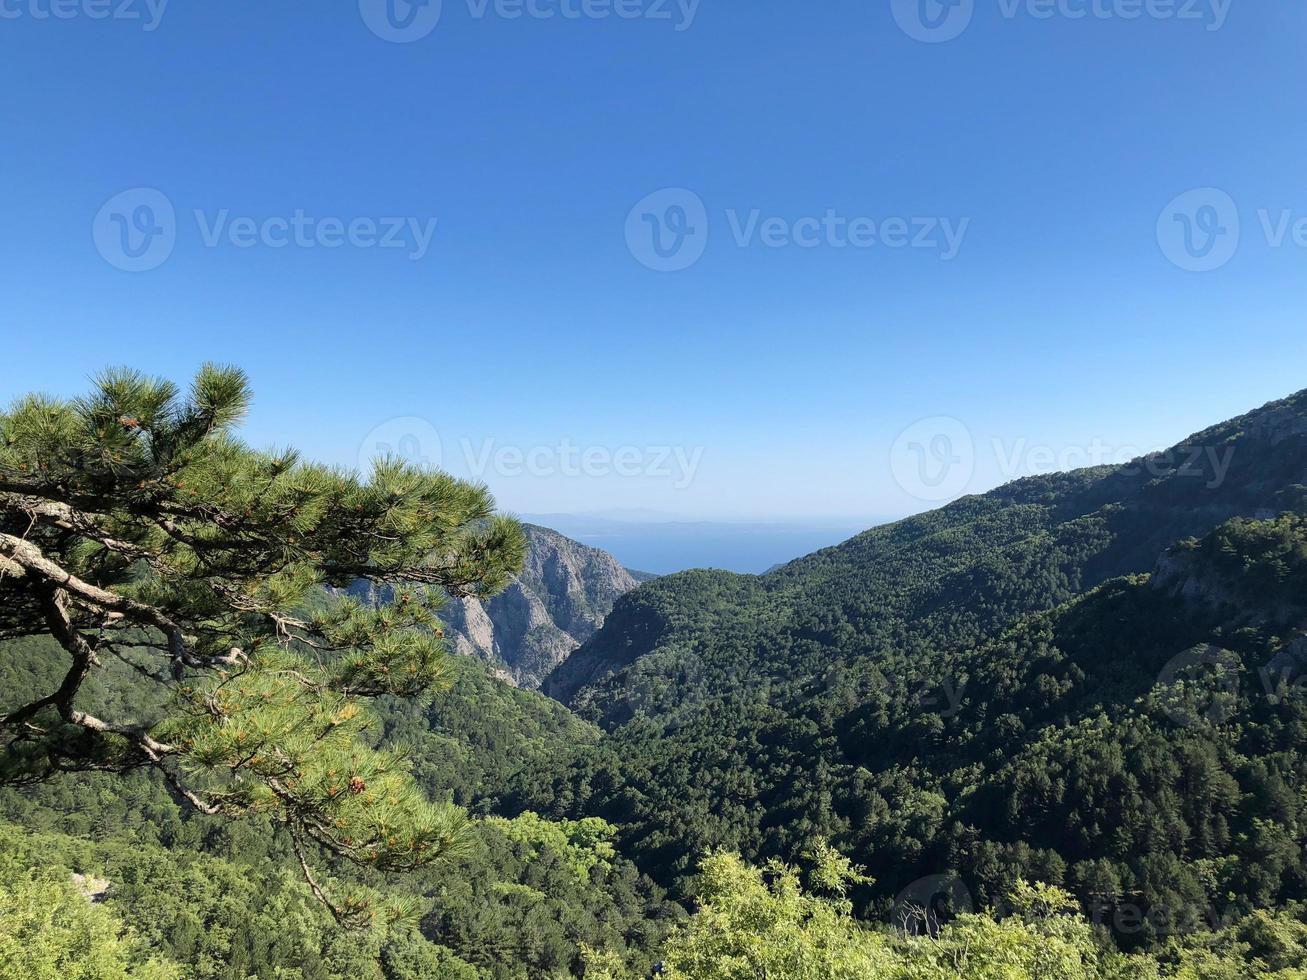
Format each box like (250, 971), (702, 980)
(0, 365), (525, 923)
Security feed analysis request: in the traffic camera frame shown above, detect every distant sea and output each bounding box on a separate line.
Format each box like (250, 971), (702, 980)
(520, 514), (882, 575)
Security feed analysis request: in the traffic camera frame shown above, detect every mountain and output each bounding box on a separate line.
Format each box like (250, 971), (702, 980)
(544, 390), (1307, 711)
(521, 389), (1307, 933)
(439, 524), (643, 689)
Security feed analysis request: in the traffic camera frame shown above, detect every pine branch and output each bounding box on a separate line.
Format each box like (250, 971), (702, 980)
(1, 364), (524, 925)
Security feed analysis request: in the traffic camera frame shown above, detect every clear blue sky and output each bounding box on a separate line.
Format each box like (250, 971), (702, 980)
(2, 1), (1305, 521)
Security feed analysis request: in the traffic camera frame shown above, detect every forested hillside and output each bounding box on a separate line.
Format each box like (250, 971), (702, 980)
(526, 391), (1307, 936)
(548, 390), (1307, 712)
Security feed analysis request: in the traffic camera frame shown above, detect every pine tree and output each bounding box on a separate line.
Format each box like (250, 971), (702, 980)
(0, 365), (525, 923)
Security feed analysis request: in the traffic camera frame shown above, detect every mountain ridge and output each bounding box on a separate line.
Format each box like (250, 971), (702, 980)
(544, 388), (1307, 711)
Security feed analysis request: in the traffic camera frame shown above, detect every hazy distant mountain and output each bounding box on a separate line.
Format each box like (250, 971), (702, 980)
(439, 524), (644, 689)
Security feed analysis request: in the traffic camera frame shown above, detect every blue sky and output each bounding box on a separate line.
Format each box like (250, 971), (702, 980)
(2, 1), (1305, 521)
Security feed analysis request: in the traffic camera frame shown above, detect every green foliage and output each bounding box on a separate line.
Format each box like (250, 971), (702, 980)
(1, 365), (526, 922)
(1007, 878), (1081, 919)
(372, 652), (601, 809)
(167, 644), (471, 879)
(0, 853), (180, 979)
(657, 850), (897, 978)
(637, 852), (1307, 980)
(485, 811), (617, 885)
(645, 851), (1157, 980)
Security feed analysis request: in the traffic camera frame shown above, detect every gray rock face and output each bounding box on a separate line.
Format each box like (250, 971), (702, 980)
(440, 524), (642, 689)
(1152, 548), (1231, 606)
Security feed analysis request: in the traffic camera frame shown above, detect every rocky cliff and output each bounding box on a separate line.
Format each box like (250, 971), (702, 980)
(439, 524), (643, 689)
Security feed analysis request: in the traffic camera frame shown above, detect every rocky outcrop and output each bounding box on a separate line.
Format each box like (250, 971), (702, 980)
(1151, 547), (1231, 607)
(71, 872), (111, 903)
(440, 524), (643, 689)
